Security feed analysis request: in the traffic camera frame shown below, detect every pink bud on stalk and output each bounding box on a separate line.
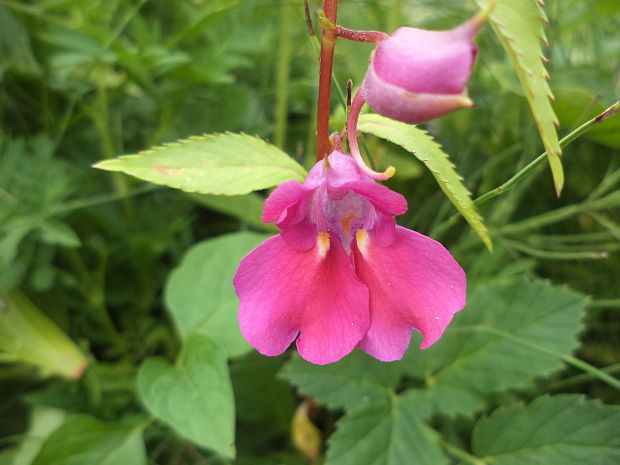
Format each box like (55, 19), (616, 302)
(346, 7), (492, 180)
(361, 7), (491, 125)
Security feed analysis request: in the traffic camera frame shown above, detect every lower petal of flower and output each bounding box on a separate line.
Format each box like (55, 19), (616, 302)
(233, 234), (370, 365)
(353, 226), (466, 361)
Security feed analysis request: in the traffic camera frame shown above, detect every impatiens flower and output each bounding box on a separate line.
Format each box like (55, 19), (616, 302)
(233, 150), (466, 365)
(360, 8), (490, 125)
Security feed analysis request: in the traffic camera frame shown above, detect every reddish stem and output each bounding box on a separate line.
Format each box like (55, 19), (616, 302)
(316, 0), (339, 161)
(336, 25), (388, 43)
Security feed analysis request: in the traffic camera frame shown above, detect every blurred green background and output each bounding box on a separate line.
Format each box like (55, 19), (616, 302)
(0, 0), (619, 464)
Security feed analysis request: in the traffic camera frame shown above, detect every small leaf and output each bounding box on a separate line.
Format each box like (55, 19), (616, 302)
(325, 392), (448, 465)
(165, 231), (271, 357)
(31, 415), (147, 465)
(404, 278), (586, 416)
(357, 113), (492, 250)
(472, 395), (620, 465)
(0, 290), (88, 379)
(280, 350), (401, 410)
(94, 133), (307, 195)
(477, 0), (564, 195)
(137, 334), (235, 458)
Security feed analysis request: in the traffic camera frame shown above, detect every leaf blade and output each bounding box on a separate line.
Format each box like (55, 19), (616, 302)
(477, 0), (564, 195)
(95, 133), (307, 195)
(137, 334), (235, 458)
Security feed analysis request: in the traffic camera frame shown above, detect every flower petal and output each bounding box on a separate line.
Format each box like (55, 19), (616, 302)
(327, 152), (407, 215)
(362, 65), (474, 125)
(233, 234), (370, 365)
(353, 226), (466, 361)
(262, 180), (310, 224)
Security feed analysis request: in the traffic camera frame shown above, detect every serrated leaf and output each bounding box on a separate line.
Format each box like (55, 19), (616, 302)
(357, 114), (492, 250)
(404, 278), (586, 416)
(95, 133), (307, 195)
(137, 334), (235, 458)
(165, 231), (271, 358)
(31, 415), (147, 465)
(280, 350), (401, 410)
(325, 393), (448, 465)
(472, 395), (620, 465)
(477, 0), (564, 195)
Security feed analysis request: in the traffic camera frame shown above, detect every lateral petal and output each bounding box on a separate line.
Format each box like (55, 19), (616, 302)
(233, 234), (370, 365)
(353, 226), (466, 361)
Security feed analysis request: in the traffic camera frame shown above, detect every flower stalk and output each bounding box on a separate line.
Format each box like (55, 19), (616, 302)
(316, 0), (339, 160)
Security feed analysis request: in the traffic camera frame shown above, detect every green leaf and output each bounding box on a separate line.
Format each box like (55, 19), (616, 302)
(0, 290), (88, 379)
(31, 415), (147, 465)
(357, 114), (492, 250)
(165, 231), (271, 357)
(472, 395), (620, 465)
(187, 192), (276, 232)
(280, 350), (401, 410)
(404, 278), (586, 416)
(325, 392), (448, 465)
(137, 334), (235, 458)
(94, 133), (307, 195)
(477, 0), (564, 195)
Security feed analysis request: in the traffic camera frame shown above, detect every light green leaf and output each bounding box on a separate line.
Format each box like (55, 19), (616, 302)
(325, 392), (448, 465)
(404, 278), (586, 416)
(280, 350), (401, 410)
(137, 334), (235, 458)
(0, 290), (88, 379)
(357, 113), (492, 250)
(94, 133), (307, 195)
(165, 231), (270, 357)
(472, 395), (620, 465)
(38, 221), (81, 248)
(477, 0), (564, 195)
(31, 415), (147, 465)
(187, 192), (275, 232)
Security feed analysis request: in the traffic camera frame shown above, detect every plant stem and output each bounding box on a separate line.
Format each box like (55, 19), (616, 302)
(475, 101), (620, 206)
(316, 0), (339, 160)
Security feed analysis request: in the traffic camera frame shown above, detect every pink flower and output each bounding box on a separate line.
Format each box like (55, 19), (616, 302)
(360, 9), (489, 124)
(233, 151), (466, 365)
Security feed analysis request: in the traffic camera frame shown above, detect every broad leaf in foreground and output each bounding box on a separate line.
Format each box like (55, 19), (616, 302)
(477, 0), (564, 195)
(280, 350), (401, 410)
(404, 278), (586, 415)
(357, 113), (491, 250)
(138, 334), (235, 458)
(31, 415), (147, 465)
(165, 231), (270, 357)
(95, 133), (307, 195)
(472, 395), (620, 465)
(325, 392), (448, 465)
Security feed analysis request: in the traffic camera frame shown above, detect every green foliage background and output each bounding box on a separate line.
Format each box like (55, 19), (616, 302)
(0, 0), (619, 464)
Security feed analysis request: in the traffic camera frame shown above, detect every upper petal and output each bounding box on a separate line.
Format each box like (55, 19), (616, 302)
(262, 180), (310, 224)
(233, 234), (370, 365)
(353, 226), (466, 361)
(326, 151), (408, 216)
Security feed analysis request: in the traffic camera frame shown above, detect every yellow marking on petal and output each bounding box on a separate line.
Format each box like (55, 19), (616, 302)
(341, 214), (356, 233)
(356, 229), (369, 256)
(317, 232), (330, 259)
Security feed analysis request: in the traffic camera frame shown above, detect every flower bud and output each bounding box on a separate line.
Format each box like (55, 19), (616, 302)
(361, 9), (490, 124)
